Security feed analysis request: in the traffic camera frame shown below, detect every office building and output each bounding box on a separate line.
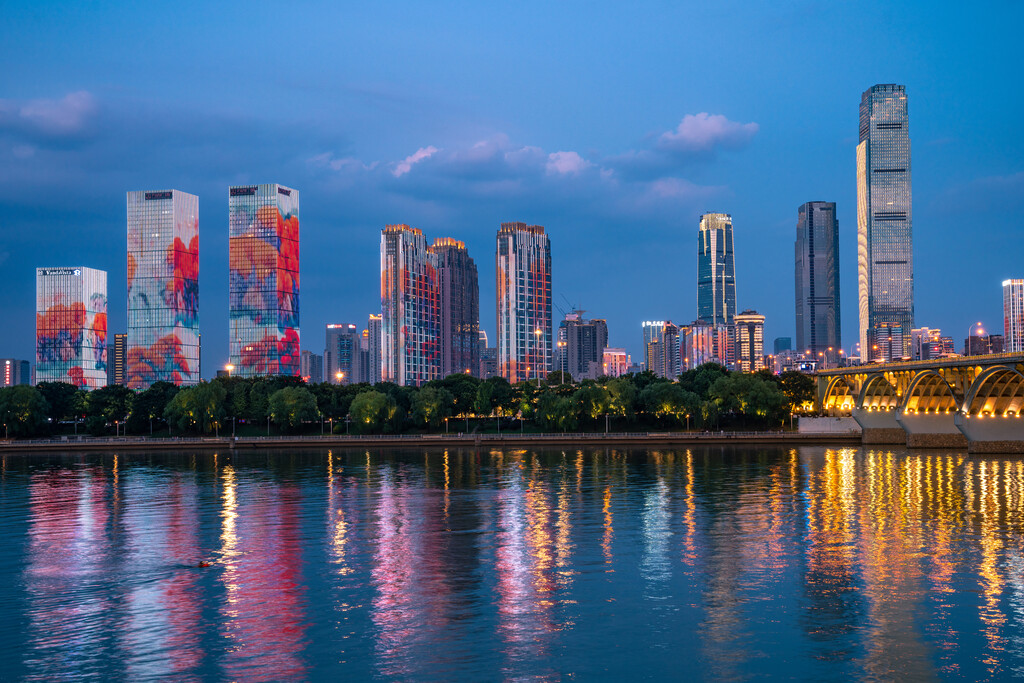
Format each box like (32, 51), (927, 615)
(496, 222), (552, 383)
(773, 337), (792, 355)
(857, 84), (914, 361)
(558, 311), (608, 380)
(698, 213), (736, 325)
(795, 201), (841, 366)
(479, 331), (498, 379)
(734, 310), (765, 372)
(364, 314), (382, 384)
(1, 359), (30, 386)
(127, 190), (200, 388)
(431, 238), (480, 377)
(301, 350), (323, 384)
(868, 324), (904, 362)
(381, 224), (440, 386)
(36, 266), (107, 387)
(910, 328), (943, 361)
(228, 183), (300, 378)
(681, 320), (731, 370)
(109, 333), (127, 385)
(645, 321), (679, 379)
(325, 323), (360, 384)
(1004, 280), (1024, 353)
(602, 348), (630, 378)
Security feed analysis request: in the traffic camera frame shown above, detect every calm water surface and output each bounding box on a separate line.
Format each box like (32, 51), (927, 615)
(2, 446), (1024, 681)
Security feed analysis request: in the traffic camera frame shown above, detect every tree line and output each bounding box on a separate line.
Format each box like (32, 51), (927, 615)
(0, 364), (817, 438)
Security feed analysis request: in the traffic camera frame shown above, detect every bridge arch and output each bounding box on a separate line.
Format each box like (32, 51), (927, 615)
(901, 370), (960, 415)
(859, 373), (899, 411)
(822, 376), (855, 415)
(963, 366), (1024, 418)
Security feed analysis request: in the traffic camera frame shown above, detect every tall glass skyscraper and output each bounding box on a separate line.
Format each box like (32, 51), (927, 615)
(698, 213), (736, 325)
(36, 266), (107, 388)
(857, 84), (913, 361)
(127, 190), (199, 389)
(228, 184), (300, 378)
(325, 323), (361, 384)
(1004, 279), (1024, 353)
(496, 222), (552, 383)
(795, 201), (841, 364)
(381, 224), (440, 386)
(431, 238), (480, 377)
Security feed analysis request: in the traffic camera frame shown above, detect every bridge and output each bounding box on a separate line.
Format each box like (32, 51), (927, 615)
(817, 353), (1024, 453)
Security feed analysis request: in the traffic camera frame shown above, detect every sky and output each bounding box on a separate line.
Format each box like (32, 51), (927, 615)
(1, 0), (1022, 377)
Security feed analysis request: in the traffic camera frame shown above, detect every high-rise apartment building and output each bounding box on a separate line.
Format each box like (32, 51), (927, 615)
(300, 350), (323, 384)
(479, 331), (498, 379)
(645, 321), (679, 378)
(381, 224), (440, 386)
(680, 320), (731, 370)
(325, 323), (360, 384)
(857, 84), (914, 361)
(127, 190), (199, 389)
(109, 333), (127, 386)
(431, 238), (480, 377)
(496, 222), (552, 383)
(734, 310), (765, 372)
(910, 327), (943, 361)
(795, 202), (841, 366)
(36, 267), (107, 387)
(601, 348), (630, 378)
(1004, 280), (1024, 353)
(228, 184), (300, 378)
(698, 213), (736, 325)
(558, 311), (608, 380)
(365, 314), (382, 384)
(1, 359), (31, 386)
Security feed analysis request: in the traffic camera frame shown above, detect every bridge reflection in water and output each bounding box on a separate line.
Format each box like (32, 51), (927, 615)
(817, 354), (1024, 452)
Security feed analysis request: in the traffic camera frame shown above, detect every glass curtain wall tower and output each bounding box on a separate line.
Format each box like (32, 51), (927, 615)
(698, 213), (736, 325)
(857, 84), (913, 361)
(36, 267), (107, 388)
(228, 184), (300, 378)
(496, 222), (552, 383)
(127, 190), (199, 388)
(381, 224), (440, 386)
(431, 238), (480, 377)
(795, 201), (841, 365)
(1005, 279), (1024, 353)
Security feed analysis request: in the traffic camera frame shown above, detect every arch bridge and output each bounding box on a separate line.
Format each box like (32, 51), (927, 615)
(816, 353), (1024, 453)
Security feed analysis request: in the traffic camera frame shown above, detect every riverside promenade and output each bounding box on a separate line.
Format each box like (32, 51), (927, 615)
(0, 430), (863, 453)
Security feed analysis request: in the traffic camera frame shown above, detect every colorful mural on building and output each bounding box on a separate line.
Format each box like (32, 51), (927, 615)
(127, 190), (200, 389)
(229, 185), (300, 377)
(35, 267), (107, 388)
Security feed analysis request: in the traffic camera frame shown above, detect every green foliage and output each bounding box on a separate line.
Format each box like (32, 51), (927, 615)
(268, 386), (319, 433)
(164, 382), (228, 434)
(606, 378), (637, 421)
(546, 370), (572, 385)
(572, 384), (610, 422)
(35, 381), (83, 422)
(708, 374), (786, 424)
(0, 385), (50, 437)
(639, 382), (699, 426)
(86, 385), (135, 424)
(411, 386), (455, 429)
(431, 374), (480, 416)
(778, 371), (816, 410)
(127, 381), (179, 434)
(679, 363), (731, 397)
(349, 391), (393, 433)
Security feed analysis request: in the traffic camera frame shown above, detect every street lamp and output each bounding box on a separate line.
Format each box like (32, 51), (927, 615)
(534, 328), (543, 382)
(225, 363), (234, 377)
(966, 321), (984, 356)
(335, 370), (344, 384)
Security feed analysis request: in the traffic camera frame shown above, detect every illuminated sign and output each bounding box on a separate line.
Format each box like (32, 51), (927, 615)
(39, 268), (81, 277)
(230, 186), (257, 196)
(145, 191), (173, 200)
(277, 187), (291, 196)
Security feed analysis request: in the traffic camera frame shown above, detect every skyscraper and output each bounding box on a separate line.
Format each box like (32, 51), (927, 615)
(1, 359), (31, 386)
(109, 333), (127, 386)
(381, 224), (440, 386)
(300, 349), (323, 384)
(795, 202), (841, 365)
(645, 320), (679, 378)
(698, 213), (736, 325)
(1004, 280), (1024, 353)
(734, 309), (765, 372)
(857, 84), (913, 361)
(127, 190), (199, 388)
(496, 222), (552, 383)
(228, 184), (300, 378)
(36, 266), (107, 387)
(558, 311), (609, 380)
(325, 323), (360, 384)
(431, 238), (480, 377)
(366, 314), (382, 384)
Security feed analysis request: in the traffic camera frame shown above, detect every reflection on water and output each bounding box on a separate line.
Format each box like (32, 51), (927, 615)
(5, 446), (1024, 680)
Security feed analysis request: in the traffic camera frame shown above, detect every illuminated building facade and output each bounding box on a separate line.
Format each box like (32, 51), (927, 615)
(496, 222), (552, 383)
(910, 327), (943, 361)
(325, 323), (360, 384)
(228, 184), (300, 378)
(795, 201), (841, 366)
(734, 309), (765, 372)
(109, 333), (127, 385)
(601, 348), (630, 378)
(431, 238), (480, 377)
(365, 314), (382, 384)
(857, 84), (914, 361)
(300, 350), (323, 384)
(680, 320), (731, 370)
(1004, 279), (1024, 353)
(36, 266), (107, 387)
(381, 225), (440, 386)
(698, 213), (736, 325)
(479, 330), (498, 379)
(1, 359), (31, 386)
(127, 190), (199, 388)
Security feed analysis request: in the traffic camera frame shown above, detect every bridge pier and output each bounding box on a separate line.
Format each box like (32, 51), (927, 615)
(955, 414), (1024, 454)
(895, 412), (968, 449)
(852, 408), (906, 444)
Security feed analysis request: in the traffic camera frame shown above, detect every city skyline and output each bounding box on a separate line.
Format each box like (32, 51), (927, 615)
(2, 2), (1022, 373)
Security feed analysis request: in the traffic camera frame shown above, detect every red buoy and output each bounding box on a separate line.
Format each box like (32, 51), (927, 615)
(198, 561), (212, 568)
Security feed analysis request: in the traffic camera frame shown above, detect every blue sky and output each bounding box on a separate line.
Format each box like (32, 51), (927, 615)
(1, 0), (1022, 374)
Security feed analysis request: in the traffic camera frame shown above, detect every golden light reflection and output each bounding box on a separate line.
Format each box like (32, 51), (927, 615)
(602, 484), (613, 568)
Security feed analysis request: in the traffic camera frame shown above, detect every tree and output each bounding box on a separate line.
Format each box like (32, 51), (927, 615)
(164, 382), (227, 434)
(86, 385), (135, 434)
(546, 370), (572, 385)
(679, 362), (731, 398)
(349, 390), (392, 433)
(708, 374), (786, 425)
(432, 373), (480, 416)
(572, 384), (610, 423)
(127, 381), (179, 434)
(411, 386), (454, 430)
(778, 371), (816, 412)
(639, 382), (699, 427)
(268, 386), (319, 433)
(36, 381), (83, 422)
(606, 377), (637, 421)
(0, 385), (50, 437)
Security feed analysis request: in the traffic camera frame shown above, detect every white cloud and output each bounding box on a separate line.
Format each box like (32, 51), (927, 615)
(546, 150), (591, 175)
(0, 91), (98, 138)
(392, 145), (439, 177)
(658, 112), (759, 154)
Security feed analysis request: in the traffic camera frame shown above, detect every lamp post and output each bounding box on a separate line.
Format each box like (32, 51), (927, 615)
(225, 363), (234, 377)
(534, 328), (543, 382)
(335, 370), (343, 384)
(966, 321), (984, 356)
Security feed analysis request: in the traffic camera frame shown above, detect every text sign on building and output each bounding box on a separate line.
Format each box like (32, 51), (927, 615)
(39, 268), (81, 277)
(144, 191), (173, 200)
